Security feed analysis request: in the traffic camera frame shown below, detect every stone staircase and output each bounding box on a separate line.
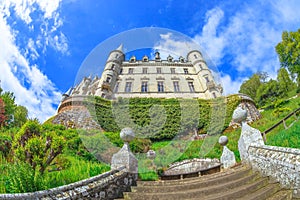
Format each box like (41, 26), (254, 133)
(116, 165), (295, 200)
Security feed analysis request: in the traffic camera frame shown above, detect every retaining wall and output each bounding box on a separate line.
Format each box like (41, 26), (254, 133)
(0, 166), (136, 200)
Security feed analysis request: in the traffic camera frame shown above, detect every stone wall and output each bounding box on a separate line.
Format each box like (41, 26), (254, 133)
(0, 167), (136, 200)
(52, 106), (101, 130)
(248, 145), (300, 197)
(229, 94), (262, 128)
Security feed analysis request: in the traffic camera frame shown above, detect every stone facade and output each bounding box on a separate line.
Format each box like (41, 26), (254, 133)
(0, 167), (136, 200)
(62, 45), (223, 100)
(248, 145), (300, 198)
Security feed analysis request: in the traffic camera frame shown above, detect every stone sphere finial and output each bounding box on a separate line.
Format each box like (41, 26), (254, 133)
(147, 150), (156, 160)
(120, 127), (135, 143)
(232, 106), (247, 124)
(219, 135), (228, 146)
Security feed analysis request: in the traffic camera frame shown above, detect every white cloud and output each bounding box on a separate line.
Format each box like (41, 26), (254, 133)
(193, 7), (225, 64)
(220, 74), (245, 95)
(0, 0), (64, 122)
(191, 2), (300, 94)
(153, 32), (199, 59)
(50, 32), (69, 54)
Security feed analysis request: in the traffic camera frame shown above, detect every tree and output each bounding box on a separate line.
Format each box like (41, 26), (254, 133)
(276, 29), (300, 91)
(0, 98), (6, 127)
(12, 120), (66, 174)
(239, 73), (262, 100)
(277, 68), (296, 96)
(0, 87), (28, 128)
(256, 79), (282, 107)
(13, 105), (28, 127)
(0, 91), (16, 126)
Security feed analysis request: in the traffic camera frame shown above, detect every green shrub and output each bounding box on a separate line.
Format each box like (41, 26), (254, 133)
(4, 162), (48, 193)
(89, 96), (240, 141)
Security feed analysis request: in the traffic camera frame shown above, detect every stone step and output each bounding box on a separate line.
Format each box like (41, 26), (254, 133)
(137, 164), (249, 187)
(124, 176), (268, 199)
(267, 190), (294, 200)
(200, 177), (269, 200)
(131, 172), (259, 193)
(237, 183), (280, 200)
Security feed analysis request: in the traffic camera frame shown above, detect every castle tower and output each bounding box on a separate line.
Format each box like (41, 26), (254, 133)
(187, 50), (222, 98)
(95, 44), (125, 98)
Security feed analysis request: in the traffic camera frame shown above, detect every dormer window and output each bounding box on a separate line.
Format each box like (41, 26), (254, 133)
(155, 52), (161, 61)
(142, 55), (149, 62)
(167, 55), (173, 62)
(179, 56), (184, 62)
(130, 55), (136, 62)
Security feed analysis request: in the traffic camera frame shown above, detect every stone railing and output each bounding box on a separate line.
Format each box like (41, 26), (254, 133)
(248, 145), (300, 198)
(232, 106), (300, 198)
(0, 166), (136, 200)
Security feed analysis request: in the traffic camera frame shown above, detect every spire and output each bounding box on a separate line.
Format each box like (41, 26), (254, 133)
(116, 44), (123, 52)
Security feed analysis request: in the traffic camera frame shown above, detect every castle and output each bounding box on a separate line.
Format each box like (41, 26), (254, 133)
(62, 44), (223, 100)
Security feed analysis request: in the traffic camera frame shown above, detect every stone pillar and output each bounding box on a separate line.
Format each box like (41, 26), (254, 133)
(219, 135), (236, 169)
(232, 107), (264, 164)
(147, 150), (157, 171)
(111, 128), (138, 175)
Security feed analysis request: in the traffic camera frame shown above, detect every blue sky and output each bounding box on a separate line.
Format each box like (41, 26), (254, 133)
(0, 0), (300, 122)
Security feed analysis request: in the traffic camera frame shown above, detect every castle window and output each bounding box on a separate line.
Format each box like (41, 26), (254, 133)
(106, 77), (111, 83)
(115, 54), (119, 58)
(141, 81), (148, 92)
(114, 82), (120, 92)
(212, 92), (217, 98)
(173, 81), (180, 92)
(143, 68), (148, 74)
(170, 68), (175, 74)
(128, 68), (133, 74)
(157, 68), (161, 74)
(158, 81), (164, 92)
(194, 54), (197, 59)
(199, 64), (203, 70)
(204, 76), (210, 82)
(125, 82), (132, 92)
(120, 68), (123, 74)
(101, 93), (106, 98)
(111, 64), (115, 70)
(184, 68), (189, 74)
(188, 82), (195, 92)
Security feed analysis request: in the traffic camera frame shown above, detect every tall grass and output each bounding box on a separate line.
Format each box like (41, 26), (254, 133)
(45, 156), (110, 189)
(0, 155), (110, 194)
(266, 120), (300, 148)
